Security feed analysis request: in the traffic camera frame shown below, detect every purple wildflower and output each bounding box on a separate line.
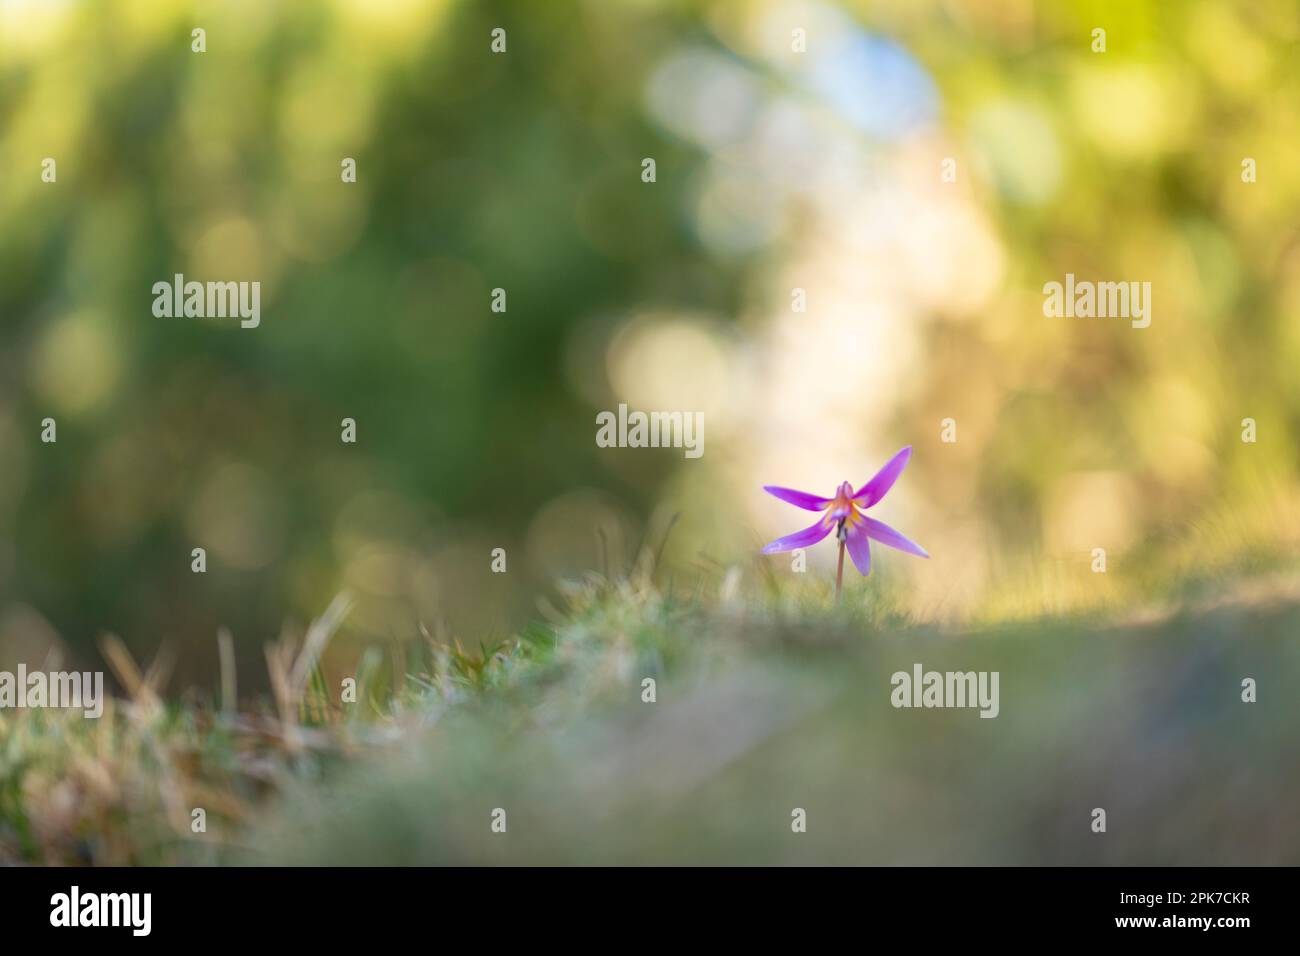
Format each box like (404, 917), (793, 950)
(761, 446), (928, 587)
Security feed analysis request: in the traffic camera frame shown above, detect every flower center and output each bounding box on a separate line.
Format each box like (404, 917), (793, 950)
(825, 482), (863, 530)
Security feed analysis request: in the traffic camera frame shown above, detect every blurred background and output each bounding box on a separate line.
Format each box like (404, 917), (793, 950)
(2, 0), (1299, 690)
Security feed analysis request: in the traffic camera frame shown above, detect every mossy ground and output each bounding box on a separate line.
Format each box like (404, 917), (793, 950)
(3, 565), (1298, 865)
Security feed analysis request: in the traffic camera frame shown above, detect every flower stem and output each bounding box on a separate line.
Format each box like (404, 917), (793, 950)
(835, 536), (846, 604)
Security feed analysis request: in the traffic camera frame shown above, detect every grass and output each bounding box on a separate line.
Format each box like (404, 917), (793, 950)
(2, 556), (1298, 865)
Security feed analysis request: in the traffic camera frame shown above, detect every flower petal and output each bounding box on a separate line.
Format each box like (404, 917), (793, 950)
(761, 517), (833, 553)
(763, 485), (831, 511)
(862, 516), (929, 558)
(845, 524), (872, 575)
(853, 446), (912, 507)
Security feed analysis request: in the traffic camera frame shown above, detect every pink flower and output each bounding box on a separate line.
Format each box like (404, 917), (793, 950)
(761, 446), (929, 576)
